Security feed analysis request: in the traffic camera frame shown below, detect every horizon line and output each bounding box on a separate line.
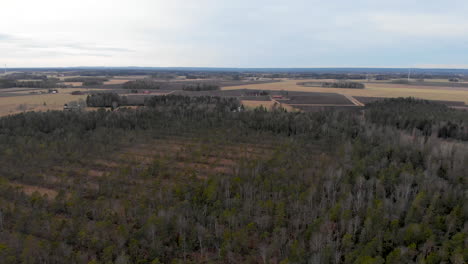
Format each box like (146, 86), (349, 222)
(3, 66), (468, 70)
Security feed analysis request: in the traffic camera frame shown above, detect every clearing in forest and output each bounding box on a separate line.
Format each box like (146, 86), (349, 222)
(222, 79), (468, 104)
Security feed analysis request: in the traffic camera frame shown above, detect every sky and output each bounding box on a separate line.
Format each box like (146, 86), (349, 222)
(1, 0), (468, 68)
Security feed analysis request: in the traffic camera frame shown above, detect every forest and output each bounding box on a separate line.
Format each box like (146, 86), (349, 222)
(0, 79), (62, 89)
(0, 96), (466, 264)
(182, 83), (220, 91)
(321, 82), (365, 89)
(123, 80), (162, 90)
(366, 98), (468, 141)
(86, 93), (127, 108)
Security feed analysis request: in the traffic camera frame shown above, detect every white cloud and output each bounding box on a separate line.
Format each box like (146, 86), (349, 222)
(369, 13), (468, 38)
(1, 0), (468, 67)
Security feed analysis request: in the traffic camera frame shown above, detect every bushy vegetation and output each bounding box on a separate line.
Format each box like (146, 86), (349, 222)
(391, 79), (411, 84)
(82, 80), (104, 86)
(182, 83), (220, 91)
(2, 73), (48, 80)
(0, 79), (62, 88)
(63, 77), (108, 86)
(63, 77), (109, 83)
(86, 93), (127, 108)
(0, 96), (466, 263)
(366, 97), (468, 141)
(123, 80), (162, 90)
(321, 82), (365, 89)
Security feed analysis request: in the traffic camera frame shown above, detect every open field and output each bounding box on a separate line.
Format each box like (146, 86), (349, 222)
(292, 105), (360, 112)
(277, 93), (352, 105)
(0, 87), (106, 116)
(103, 79), (131, 85)
(0, 93), (87, 116)
(62, 81), (83, 87)
(354, 96), (467, 106)
(365, 82), (468, 91)
(222, 79), (468, 104)
(241, 100), (277, 109)
(112, 75), (148, 80)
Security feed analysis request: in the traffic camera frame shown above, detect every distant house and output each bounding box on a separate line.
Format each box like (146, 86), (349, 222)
(64, 103), (82, 111)
(48, 89), (58, 94)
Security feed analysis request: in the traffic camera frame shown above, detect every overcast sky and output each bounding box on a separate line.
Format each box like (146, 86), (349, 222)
(1, 0), (468, 68)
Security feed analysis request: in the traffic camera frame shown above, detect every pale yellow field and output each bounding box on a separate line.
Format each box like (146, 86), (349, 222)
(58, 76), (81, 80)
(0, 88), (103, 116)
(63, 82), (83, 87)
(365, 83), (468, 92)
(104, 79), (130, 85)
(224, 79), (468, 104)
(424, 78), (468, 83)
(113, 75), (148, 80)
(58, 75), (107, 80)
(241, 100), (276, 110)
(0, 94), (86, 116)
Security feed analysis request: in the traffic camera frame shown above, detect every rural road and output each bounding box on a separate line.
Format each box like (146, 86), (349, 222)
(343, 94), (365, 106)
(287, 104), (358, 107)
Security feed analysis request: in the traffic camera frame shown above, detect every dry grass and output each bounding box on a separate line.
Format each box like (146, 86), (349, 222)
(423, 79), (468, 83)
(365, 82), (468, 91)
(113, 75), (148, 80)
(58, 75), (106, 80)
(63, 82), (83, 87)
(0, 92), (87, 116)
(224, 79), (468, 104)
(11, 182), (58, 199)
(241, 100), (276, 110)
(0, 87), (112, 116)
(104, 79), (130, 85)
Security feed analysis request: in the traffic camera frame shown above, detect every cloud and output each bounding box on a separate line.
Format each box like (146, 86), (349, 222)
(0, 33), (133, 59)
(61, 44), (134, 53)
(0, 33), (14, 40)
(1, 0), (468, 67)
(369, 13), (468, 38)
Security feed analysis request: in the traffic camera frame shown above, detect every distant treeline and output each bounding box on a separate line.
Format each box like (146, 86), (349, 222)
(63, 77), (109, 86)
(123, 79), (161, 90)
(86, 93), (127, 108)
(321, 82), (365, 89)
(2, 73), (48, 80)
(182, 83), (220, 91)
(366, 97), (468, 141)
(144, 95), (240, 111)
(0, 79), (63, 88)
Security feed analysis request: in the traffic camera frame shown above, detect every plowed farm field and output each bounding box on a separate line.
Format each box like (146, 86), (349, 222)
(222, 79), (468, 104)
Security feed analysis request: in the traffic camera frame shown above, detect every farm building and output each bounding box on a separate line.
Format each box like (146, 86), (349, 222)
(63, 103), (83, 111)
